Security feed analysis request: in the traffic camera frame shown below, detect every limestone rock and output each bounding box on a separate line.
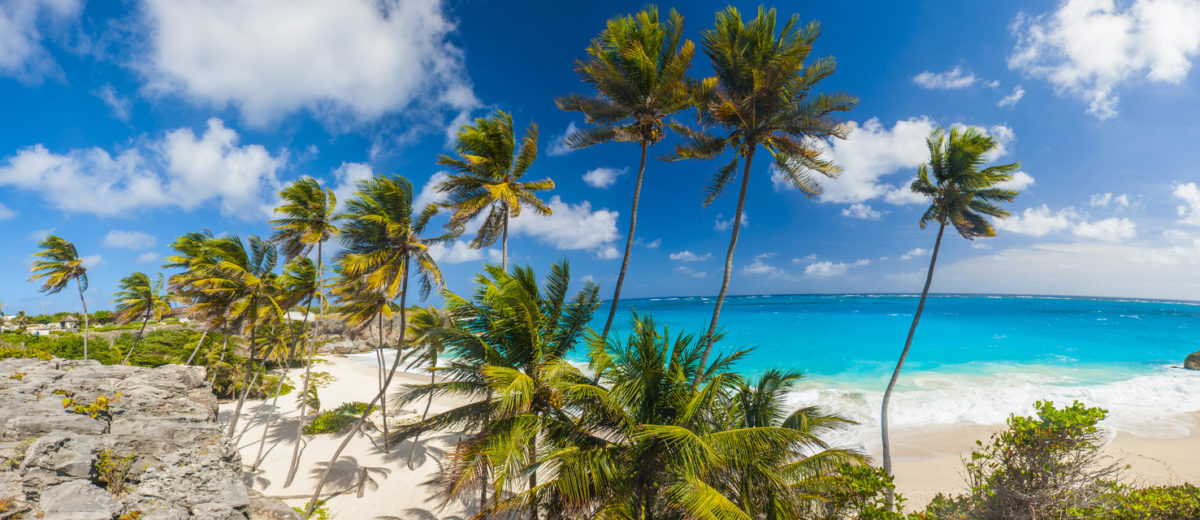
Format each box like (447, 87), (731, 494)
(39, 479), (121, 519)
(246, 489), (304, 520)
(1185, 351), (1200, 370)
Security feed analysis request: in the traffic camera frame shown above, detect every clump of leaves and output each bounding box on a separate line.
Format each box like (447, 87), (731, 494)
(62, 393), (121, 419)
(95, 448), (140, 498)
(1071, 483), (1200, 520)
(294, 503), (335, 519)
(7, 371), (26, 381)
(817, 463), (907, 520)
(119, 511), (144, 520)
(51, 388), (72, 396)
(3, 438), (36, 470)
(303, 402), (373, 435)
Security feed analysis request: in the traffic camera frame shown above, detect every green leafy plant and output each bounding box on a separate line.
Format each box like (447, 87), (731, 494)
(7, 371), (26, 381)
(303, 402), (373, 435)
(3, 438), (35, 469)
(293, 504), (335, 519)
(95, 448), (140, 498)
(62, 393), (121, 419)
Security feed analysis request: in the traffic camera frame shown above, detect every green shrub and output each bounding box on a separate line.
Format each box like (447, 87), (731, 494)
(1072, 484), (1200, 520)
(0, 346), (51, 361)
(303, 402), (373, 435)
(95, 448), (140, 497)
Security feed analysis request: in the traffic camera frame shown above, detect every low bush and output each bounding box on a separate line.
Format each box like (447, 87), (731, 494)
(303, 402), (373, 435)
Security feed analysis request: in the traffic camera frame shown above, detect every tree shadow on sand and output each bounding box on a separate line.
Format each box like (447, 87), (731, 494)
(308, 455), (392, 493)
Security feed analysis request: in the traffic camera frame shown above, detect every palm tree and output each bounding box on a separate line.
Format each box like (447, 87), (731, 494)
(113, 272), (171, 365)
(306, 173), (446, 514)
(164, 231), (224, 367)
(269, 177), (340, 487)
(29, 236), (92, 360)
(398, 305), (456, 469)
(390, 261), (601, 520)
(879, 127), (1020, 502)
(670, 7), (856, 387)
(189, 234), (283, 437)
(436, 110), (555, 270)
(557, 6), (694, 344)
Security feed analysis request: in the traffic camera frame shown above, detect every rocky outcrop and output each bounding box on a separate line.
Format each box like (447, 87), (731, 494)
(0, 358), (296, 520)
(1186, 351), (1200, 370)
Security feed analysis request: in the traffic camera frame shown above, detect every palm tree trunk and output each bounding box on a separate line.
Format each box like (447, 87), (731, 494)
(406, 349), (436, 468)
(252, 308), (310, 470)
(122, 314), (151, 365)
(287, 243), (324, 487)
(502, 204), (509, 271)
(76, 278), (89, 361)
(598, 142), (648, 347)
(306, 258), (411, 516)
(694, 149), (755, 388)
(528, 435), (538, 520)
(881, 220), (946, 505)
(227, 302), (258, 437)
(185, 328), (210, 365)
(210, 330), (229, 390)
(378, 311), (390, 453)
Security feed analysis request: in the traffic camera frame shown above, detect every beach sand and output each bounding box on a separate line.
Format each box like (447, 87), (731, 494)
(222, 355), (1200, 517)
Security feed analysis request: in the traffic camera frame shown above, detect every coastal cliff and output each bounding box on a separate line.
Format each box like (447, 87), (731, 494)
(0, 358), (296, 520)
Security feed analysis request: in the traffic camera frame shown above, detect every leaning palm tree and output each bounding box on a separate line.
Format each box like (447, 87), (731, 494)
(879, 126), (1020, 503)
(305, 173), (446, 515)
(269, 177), (340, 487)
(557, 6), (694, 343)
(398, 305), (456, 469)
(670, 7), (856, 386)
(436, 110), (555, 269)
(164, 230), (225, 367)
(113, 272), (171, 365)
(29, 236), (92, 360)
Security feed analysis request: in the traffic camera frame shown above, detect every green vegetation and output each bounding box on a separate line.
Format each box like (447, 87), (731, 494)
(28, 235), (91, 360)
(95, 448), (139, 498)
(62, 393), (120, 419)
(302, 402), (374, 435)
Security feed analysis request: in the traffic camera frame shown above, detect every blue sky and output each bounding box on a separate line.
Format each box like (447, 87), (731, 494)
(5, 0), (1200, 314)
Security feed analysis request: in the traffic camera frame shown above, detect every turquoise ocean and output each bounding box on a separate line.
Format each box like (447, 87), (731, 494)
(585, 294), (1200, 444)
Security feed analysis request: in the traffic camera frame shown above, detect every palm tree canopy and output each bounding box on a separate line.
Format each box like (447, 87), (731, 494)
(278, 258), (319, 311)
(556, 6), (694, 148)
(435, 110), (555, 248)
(338, 173), (447, 301)
(911, 127), (1021, 239)
(29, 235), (88, 294)
(270, 177), (339, 262)
(670, 6), (857, 204)
(112, 272), (171, 324)
(187, 234), (283, 335)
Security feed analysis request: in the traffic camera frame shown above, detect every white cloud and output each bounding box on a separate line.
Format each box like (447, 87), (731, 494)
(582, 167), (627, 189)
(841, 203), (883, 220)
(804, 261), (848, 278)
(912, 66), (979, 89)
(634, 237), (661, 249)
(1010, 0), (1200, 119)
(508, 195), (619, 254)
(669, 250), (712, 262)
(411, 171), (450, 212)
(792, 254), (817, 264)
(137, 252), (160, 264)
(102, 230), (156, 250)
(1173, 182), (1200, 225)
(676, 265), (707, 278)
(899, 248), (929, 261)
(1073, 217), (1137, 240)
(140, 0), (477, 125)
(94, 84), (132, 122)
(546, 121), (577, 156)
(0, 202), (15, 220)
(1090, 192), (1130, 207)
(80, 254), (103, 268)
(997, 171), (1036, 191)
(329, 162), (377, 210)
(428, 241), (485, 264)
(714, 213), (748, 231)
(0, 118), (285, 219)
(998, 85), (1026, 107)
(0, 0), (81, 83)
(29, 227), (53, 241)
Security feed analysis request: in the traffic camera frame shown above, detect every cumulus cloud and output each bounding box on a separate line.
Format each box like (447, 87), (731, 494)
(1073, 217), (1137, 240)
(899, 248), (929, 261)
(0, 202), (15, 220)
(998, 85), (1026, 107)
(996, 204), (1138, 241)
(102, 230), (156, 250)
(81, 254), (103, 268)
(676, 265), (707, 278)
(912, 66), (979, 89)
(508, 195), (619, 255)
(428, 240), (497, 264)
(140, 0), (478, 125)
(997, 171), (1036, 191)
(1010, 0), (1200, 119)
(582, 167), (627, 189)
(1173, 182), (1200, 225)
(1090, 192), (1131, 208)
(0, 0), (81, 83)
(842, 203), (883, 220)
(803, 258), (870, 278)
(714, 213), (748, 231)
(634, 237), (661, 248)
(669, 250), (711, 262)
(29, 227), (54, 241)
(93, 84), (132, 122)
(546, 122), (577, 156)
(0, 118), (285, 219)
(743, 253), (787, 277)
(137, 252), (160, 263)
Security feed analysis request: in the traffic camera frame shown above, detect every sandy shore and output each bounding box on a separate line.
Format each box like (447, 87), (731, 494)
(221, 355), (1200, 517)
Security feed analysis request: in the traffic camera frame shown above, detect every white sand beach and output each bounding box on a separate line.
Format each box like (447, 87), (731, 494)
(223, 355), (1200, 517)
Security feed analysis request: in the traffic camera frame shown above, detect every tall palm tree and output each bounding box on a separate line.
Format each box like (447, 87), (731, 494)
(398, 305), (456, 469)
(306, 173), (446, 514)
(164, 231), (224, 367)
(29, 236), (91, 360)
(670, 7), (856, 387)
(269, 177), (340, 487)
(391, 261), (601, 520)
(113, 272), (171, 365)
(189, 234), (283, 437)
(879, 127), (1020, 501)
(557, 6), (694, 344)
(436, 110), (555, 270)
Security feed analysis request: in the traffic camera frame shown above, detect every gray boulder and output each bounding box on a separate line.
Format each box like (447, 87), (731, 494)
(1186, 351), (1200, 370)
(39, 479), (122, 520)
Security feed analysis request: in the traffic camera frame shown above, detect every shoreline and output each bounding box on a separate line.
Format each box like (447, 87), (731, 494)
(222, 354), (1200, 516)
